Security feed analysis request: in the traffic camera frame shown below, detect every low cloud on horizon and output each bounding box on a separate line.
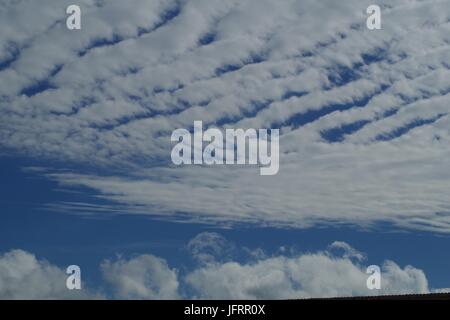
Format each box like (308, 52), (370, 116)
(0, 232), (446, 300)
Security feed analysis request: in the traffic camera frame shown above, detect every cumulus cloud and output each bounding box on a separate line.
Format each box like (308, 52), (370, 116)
(187, 232), (235, 265)
(328, 241), (366, 261)
(186, 244), (429, 299)
(101, 254), (180, 299)
(0, 249), (98, 299)
(0, 238), (444, 299)
(1, 0), (450, 232)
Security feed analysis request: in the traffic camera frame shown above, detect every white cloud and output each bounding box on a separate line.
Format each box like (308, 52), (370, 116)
(187, 232), (235, 265)
(328, 241), (366, 261)
(0, 239), (445, 299)
(101, 254), (180, 299)
(0, 0), (450, 232)
(186, 245), (429, 299)
(0, 249), (99, 299)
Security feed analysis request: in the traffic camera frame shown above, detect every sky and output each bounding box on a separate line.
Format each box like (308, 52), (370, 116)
(0, 0), (450, 299)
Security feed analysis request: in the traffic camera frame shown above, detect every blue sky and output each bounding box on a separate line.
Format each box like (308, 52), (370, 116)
(1, 0), (450, 299)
